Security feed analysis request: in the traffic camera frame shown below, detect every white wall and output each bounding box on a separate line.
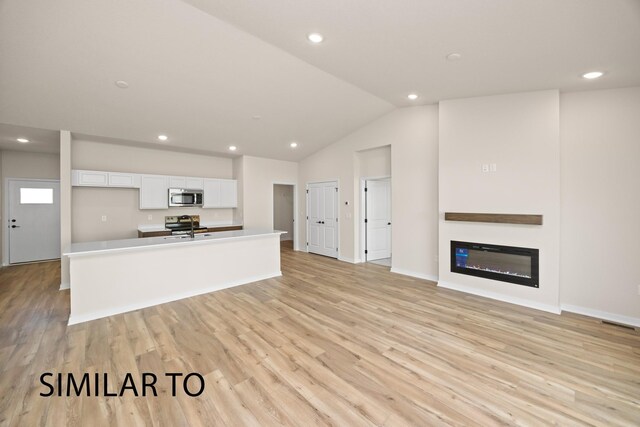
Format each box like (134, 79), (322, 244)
(232, 156), (244, 224)
(1, 149), (60, 264)
(240, 156), (298, 232)
(357, 145), (391, 178)
(559, 87), (640, 323)
(298, 106), (439, 278)
(1, 150), (60, 180)
(60, 131), (72, 288)
(273, 184), (294, 241)
(438, 90), (561, 313)
(71, 139), (234, 242)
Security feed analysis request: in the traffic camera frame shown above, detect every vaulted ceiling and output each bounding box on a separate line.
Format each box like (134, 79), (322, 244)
(1, 0), (639, 160)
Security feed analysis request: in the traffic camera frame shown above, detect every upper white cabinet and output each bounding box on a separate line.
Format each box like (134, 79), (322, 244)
(72, 169), (235, 210)
(72, 170), (109, 187)
(169, 176), (204, 190)
(203, 178), (237, 208)
(219, 179), (237, 208)
(139, 175), (169, 209)
(109, 172), (141, 188)
(72, 170), (140, 188)
(202, 179), (221, 208)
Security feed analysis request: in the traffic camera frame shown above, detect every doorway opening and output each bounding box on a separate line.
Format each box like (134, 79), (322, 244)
(273, 183), (295, 249)
(362, 177), (391, 267)
(4, 178), (61, 264)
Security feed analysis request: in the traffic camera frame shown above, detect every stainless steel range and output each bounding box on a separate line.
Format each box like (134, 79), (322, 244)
(164, 215), (208, 236)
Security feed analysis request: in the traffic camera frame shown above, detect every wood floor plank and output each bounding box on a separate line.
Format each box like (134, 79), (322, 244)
(0, 245), (638, 426)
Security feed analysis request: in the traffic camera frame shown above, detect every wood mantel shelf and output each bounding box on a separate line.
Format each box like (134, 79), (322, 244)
(444, 212), (543, 225)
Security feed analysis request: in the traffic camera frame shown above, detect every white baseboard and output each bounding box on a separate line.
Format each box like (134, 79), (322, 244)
(437, 280), (561, 315)
(390, 268), (438, 283)
(338, 256), (362, 264)
(68, 271), (282, 325)
(560, 304), (640, 328)
(59, 282), (70, 290)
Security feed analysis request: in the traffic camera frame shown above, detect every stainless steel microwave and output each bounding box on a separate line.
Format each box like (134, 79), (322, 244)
(168, 188), (204, 207)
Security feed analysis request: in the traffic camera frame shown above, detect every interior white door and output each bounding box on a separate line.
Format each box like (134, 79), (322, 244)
(8, 179), (61, 264)
(307, 184), (322, 254)
(365, 179), (391, 261)
(307, 181), (338, 258)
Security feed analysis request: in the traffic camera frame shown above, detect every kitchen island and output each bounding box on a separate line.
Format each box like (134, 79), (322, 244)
(64, 229), (285, 325)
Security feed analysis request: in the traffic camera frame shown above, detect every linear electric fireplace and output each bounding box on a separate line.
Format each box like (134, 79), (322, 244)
(451, 241), (539, 288)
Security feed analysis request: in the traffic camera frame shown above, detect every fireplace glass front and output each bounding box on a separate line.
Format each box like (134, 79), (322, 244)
(450, 241), (539, 287)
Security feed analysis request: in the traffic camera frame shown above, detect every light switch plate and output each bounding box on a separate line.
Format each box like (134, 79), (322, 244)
(147, 214), (153, 220)
(490, 163), (497, 172)
(481, 164), (489, 173)
(101, 215), (107, 222)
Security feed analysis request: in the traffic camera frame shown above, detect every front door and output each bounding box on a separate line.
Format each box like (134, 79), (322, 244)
(307, 181), (338, 258)
(365, 179), (391, 261)
(8, 179), (61, 264)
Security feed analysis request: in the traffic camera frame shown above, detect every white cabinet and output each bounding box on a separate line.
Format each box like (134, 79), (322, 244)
(186, 177), (204, 190)
(203, 179), (237, 208)
(72, 170), (140, 188)
(219, 179), (237, 208)
(72, 169), (234, 210)
(202, 179), (221, 208)
(169, 176), (185, 188)
(139, 175), (169, 209)
(169, 176), (203, 190)
(72, 170), (108, 187)
(109, 172), (141, 188)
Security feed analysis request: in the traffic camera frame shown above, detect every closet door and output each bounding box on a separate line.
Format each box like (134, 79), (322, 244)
(307, 181), (338, 258)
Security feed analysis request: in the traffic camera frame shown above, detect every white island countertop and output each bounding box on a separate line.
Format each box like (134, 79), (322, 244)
(65, 229), (284, 257)
(66, 228), (284, 325)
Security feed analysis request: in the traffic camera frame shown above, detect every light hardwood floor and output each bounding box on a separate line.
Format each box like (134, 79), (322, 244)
(0, 244), (639, 426)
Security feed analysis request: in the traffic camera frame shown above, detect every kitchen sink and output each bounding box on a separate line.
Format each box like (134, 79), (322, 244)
(163, 233), (213, 240)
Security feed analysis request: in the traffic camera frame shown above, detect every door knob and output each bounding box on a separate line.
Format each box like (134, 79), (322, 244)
(388, 222), (391, 225)
(11, 219), (16, 223)
(321, 221), (325, 224)
(11, 225), (20, 228)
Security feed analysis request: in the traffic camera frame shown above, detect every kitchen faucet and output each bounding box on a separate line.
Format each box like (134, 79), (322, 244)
(179, 215), (195, 238)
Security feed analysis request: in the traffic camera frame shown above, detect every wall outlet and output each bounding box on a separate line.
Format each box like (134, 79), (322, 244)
(101, 215), (107, 222)
(490, 163), (497, 172)
(481, 164), (489, 173)
(147, 214), (153, 220)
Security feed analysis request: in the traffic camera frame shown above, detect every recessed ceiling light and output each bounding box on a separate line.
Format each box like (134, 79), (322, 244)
(228, 145), (237, 151)
(17, 138), (29, 143)
(582, 71), (604, 79)
(446, 53), (462, 61)
(115, 80), (129, 89)
(252, 115), (262, 120)
(407, 93), (419, 100)
(307, 33), (324, 44)
(158, 135), (168, 141)
(290, 142), (298, 148)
